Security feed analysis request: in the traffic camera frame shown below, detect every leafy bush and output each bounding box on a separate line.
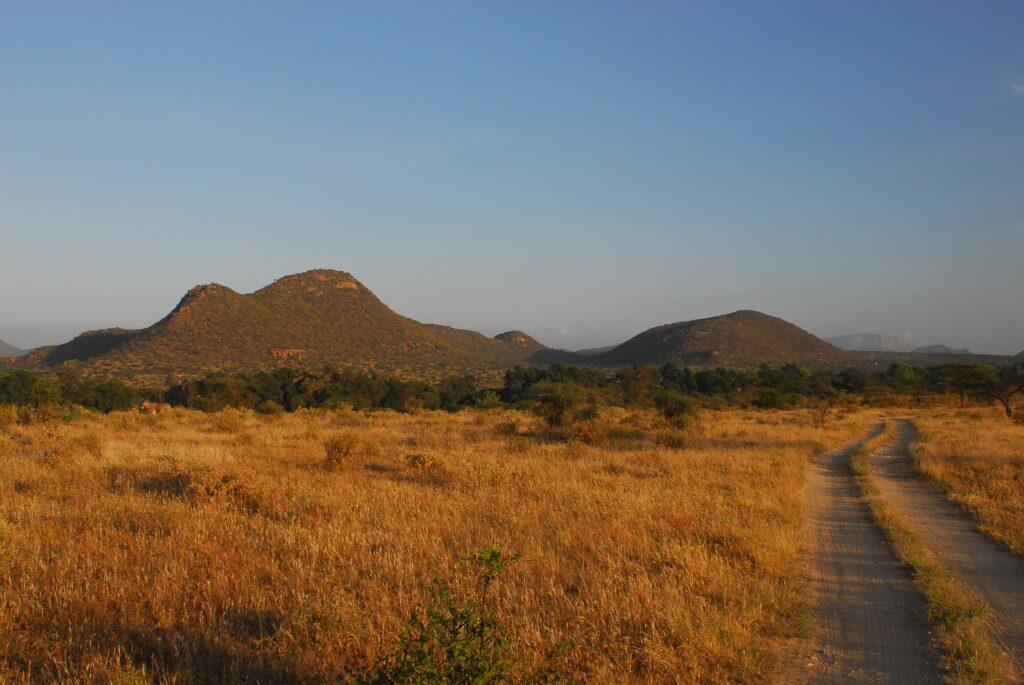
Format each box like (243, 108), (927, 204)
(526, 381), (589, 428)
(655, 390), (697, 428)
(359, 548), (519, 685)
(476, 391), (501, 409)
(753, 388), (792, 410)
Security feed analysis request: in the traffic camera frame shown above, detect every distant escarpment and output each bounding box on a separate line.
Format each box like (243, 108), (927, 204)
(825, 333), (914, 353)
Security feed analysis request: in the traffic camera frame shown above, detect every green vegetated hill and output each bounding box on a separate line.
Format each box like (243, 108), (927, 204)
(492, 330), (547, 355)
(0, 338), (26, 358)
(530, 310), (852, 369)
(16, 270), (542, 379)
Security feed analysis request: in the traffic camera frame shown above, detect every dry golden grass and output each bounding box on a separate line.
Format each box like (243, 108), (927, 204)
(912, 407), (1024, 556)
(0, 406), (870, 683)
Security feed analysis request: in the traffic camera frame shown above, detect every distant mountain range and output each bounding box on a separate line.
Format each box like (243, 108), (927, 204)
(826, 334), (970, 355)
(5, 269), (1019, 379)
(0, 338), (25, 358)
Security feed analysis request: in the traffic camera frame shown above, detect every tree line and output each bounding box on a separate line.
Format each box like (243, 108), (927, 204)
(499, 362), (1024, 416)
(1, 361), (1022, 418)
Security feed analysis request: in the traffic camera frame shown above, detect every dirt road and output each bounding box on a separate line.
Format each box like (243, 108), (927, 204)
(869, 419), (1024, 669)
(805, 425), (939, 683)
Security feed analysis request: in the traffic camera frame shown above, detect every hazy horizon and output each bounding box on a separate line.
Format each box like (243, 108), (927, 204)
(0, 266), (1016, 355)
(3, 3), (1023, 354)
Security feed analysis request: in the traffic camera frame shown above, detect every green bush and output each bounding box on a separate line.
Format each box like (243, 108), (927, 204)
(526, 381), (588, 428)
(655, 390), (697, 427)
(359, 548), (519, 684)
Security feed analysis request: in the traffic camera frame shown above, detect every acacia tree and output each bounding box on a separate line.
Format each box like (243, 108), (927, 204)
(808, 371), (839, 427)
(937, 364), (1024, 418)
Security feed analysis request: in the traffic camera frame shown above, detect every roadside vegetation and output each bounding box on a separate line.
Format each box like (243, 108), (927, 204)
(912, 409), (1024, 556)
(0, 404), (869, 683)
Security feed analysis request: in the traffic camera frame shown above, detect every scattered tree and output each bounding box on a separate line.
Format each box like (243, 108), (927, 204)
(936, 363), (1024, 418)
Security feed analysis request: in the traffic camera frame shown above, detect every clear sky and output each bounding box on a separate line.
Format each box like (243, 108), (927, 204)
(2, 2), (1023, 354)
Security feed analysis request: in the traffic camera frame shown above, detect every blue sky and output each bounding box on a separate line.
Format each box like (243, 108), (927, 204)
(2, 2), (1023, 353)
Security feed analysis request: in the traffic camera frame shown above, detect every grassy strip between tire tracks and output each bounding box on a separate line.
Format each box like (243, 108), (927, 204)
(851, 421), (1013, 684)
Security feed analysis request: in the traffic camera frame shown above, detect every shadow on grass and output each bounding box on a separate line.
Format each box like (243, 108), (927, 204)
(50, 621), (326, 684)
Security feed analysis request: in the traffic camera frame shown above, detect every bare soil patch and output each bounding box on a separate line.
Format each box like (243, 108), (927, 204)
(805, 424), (940, 683)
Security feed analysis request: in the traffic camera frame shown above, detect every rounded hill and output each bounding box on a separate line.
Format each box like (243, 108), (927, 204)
(533, 310), (850, 369)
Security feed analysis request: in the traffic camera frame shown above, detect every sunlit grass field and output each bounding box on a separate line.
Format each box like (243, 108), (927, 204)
(0, 405), (882, 683)
(912, 407), (1024, 556)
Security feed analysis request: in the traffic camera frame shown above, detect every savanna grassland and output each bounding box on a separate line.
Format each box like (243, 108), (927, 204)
(0, 405), (874, 683)
(911, 407), (1024, 555)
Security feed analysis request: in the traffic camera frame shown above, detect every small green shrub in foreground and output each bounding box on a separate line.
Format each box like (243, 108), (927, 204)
(359, 547), (564, 684)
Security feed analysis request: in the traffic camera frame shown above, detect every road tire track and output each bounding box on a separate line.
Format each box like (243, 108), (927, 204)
(869, 419), (1024, 670)
(805, 424), (940, 684)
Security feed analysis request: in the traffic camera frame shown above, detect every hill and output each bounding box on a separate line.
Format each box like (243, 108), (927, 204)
(16, 270), (543, 379)
(826, 333), (914, 352)
(911, 344), (971, 355)
(0, 338), (26, 358)
(492, 330), (546, 355)
(531, 310), (851, 369)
